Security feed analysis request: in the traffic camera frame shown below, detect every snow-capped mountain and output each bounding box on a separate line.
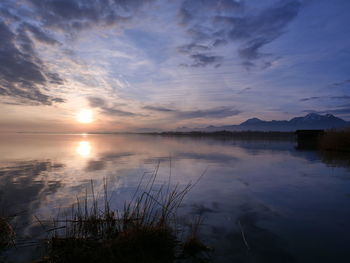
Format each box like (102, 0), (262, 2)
(175, 113), (350, 132)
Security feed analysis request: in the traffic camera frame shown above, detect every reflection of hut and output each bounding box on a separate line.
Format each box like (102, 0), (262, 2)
(295, 130), (324, 150)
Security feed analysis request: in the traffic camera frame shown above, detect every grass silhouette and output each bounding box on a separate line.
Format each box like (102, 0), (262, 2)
(36, 165), (209, 263)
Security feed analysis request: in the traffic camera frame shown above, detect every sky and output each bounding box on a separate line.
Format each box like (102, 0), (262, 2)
(0, 0), (350, 132)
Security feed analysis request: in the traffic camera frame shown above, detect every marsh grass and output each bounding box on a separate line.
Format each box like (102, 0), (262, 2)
(0, 198), (16, 254)
(319, 129), (350, 152)
(181, 217), (209, 259)
(0, 217), (14, 252)
(39, 165), (209, 263)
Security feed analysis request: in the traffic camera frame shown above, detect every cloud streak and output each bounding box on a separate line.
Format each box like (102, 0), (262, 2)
(300, 95), (350, 101)
(88, 97), (137, 117)
(144, 105), (241, 120)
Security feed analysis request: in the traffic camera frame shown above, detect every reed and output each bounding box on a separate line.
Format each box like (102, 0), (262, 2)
(319, 129), (350, 152)
(39, 165), (209, 263)
(0, 217), (14, 252)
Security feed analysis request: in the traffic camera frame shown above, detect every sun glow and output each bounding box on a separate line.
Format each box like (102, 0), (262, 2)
(77, 109), (93, 123)
(76, 141), (91, 157)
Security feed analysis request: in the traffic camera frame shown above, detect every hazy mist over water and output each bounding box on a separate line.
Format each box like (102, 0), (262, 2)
(0, 134), (350, 262)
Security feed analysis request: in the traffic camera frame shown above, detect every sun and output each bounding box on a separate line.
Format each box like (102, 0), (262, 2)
(77, 109), (93, 123)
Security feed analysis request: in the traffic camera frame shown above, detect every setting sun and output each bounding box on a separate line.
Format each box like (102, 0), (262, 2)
(77, 109), (93, 123)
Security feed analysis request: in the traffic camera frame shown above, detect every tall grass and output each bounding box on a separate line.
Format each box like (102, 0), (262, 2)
(0, 217), (14, 252)
(39, 165), (209, 263)
(319, 129), (350, 152)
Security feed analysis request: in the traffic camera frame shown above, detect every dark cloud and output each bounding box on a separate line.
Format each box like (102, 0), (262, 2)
(238, 38), (270, 60)
(144, 106), (241, 119)
(102, 107), (137, 117)
(23, 23), (60, 45)
(143, 105), (176, 112)
(178, 6), (193, 26)
(300, 96), (321, 102)
(190, 53), (223, 67)
(319, 108), (350, 115)
(331, 96), (350, 99)
(241, 60), (255, 70)
(300, 95), (350, 101)
(178, 0), (301, 68)
(237, 87), (251, 94)
(46, 72), (64, 84)
(0, 6), (20, 22)
(177, 43), (210, 54)
(213, 39), (227, 47)
(329, 79), (350, 88)
(175, 107), (240, 119)
(88, 97), (137, 117)
(144, 104), (240, 119)
(88, 97), (106, 108)
(26, 0), (154, 32)
(51, 97), (65, 103)
(0, 20), (64, 105)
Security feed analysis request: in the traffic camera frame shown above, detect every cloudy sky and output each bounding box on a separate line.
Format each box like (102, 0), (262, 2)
(0, 0), (349, 132)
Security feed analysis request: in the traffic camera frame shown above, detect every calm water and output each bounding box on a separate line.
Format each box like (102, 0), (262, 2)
(1, 134), (350, 262)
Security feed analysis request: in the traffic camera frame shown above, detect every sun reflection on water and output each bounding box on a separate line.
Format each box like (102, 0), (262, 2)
(76, 141), (91, 157)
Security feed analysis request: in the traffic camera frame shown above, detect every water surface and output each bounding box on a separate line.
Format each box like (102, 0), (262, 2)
(0, 134), (349, 262)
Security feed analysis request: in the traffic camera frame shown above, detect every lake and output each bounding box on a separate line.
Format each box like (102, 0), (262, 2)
(1, 133), (350, 262)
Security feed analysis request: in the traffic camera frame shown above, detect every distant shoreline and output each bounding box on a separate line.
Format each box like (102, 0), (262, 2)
(140, 130), (296, 140)
(13, 130), (296, 139)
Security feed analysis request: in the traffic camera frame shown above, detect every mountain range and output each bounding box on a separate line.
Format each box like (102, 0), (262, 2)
(175, 113), (350, 132)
